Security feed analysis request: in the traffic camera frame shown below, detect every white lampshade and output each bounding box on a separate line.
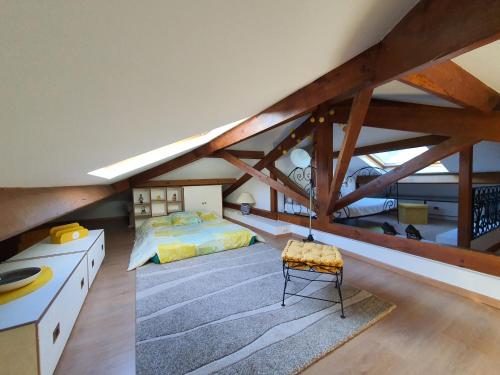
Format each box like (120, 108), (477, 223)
(237, 192), (255, 204)
(290, 148), (311, 168)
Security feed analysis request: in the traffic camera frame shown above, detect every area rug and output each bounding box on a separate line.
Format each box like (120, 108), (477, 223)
(136, 243), (395, 375)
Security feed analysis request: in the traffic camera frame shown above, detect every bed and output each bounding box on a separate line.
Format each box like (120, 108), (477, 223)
(282, 166), (398, 220)
(128, 211), (264, 270)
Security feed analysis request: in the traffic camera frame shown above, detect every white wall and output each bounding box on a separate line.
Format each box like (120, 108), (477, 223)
(152, 158), (245, 180)
(225, 169), (271, 211)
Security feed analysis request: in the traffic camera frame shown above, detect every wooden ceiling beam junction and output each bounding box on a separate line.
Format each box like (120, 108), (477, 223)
(218, 151), (311, 209)
(222, 115), (317, 198)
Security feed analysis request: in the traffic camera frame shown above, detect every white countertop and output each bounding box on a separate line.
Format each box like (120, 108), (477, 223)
(7, 229), (103, 262)
(0, 252), (85, 330)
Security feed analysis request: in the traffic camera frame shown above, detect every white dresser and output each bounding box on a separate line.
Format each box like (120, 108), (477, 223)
(0, 230), (105, 375)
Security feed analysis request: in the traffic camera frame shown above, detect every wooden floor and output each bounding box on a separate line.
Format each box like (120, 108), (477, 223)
(55, 219), (500, 375)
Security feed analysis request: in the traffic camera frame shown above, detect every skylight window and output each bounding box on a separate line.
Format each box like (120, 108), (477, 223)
(371, 147), (428, 167)
(88, 118), (247, 180)
(369, 146), (448, 173)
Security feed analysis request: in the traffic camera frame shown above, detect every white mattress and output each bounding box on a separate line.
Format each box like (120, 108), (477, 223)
(335, 197), (397, 219)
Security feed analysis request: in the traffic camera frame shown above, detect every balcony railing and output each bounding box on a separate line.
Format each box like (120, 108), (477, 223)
(472, 185), (500, 239)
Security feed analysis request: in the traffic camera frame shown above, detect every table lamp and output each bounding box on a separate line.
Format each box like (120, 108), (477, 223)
(237, 192), (255, 215)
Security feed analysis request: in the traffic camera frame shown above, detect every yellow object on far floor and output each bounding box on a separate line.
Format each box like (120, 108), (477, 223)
(398, 203), (428, 225)
(282, 240), (343, 273)
(0, 267), (53, 305)
(50, 226), (89, 244)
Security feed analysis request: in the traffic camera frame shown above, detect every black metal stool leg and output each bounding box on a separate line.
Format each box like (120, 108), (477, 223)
(338, 269), (345, 318)
(281, 266), (290, 307)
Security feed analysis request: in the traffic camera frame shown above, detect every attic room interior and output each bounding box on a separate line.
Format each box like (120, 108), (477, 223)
(1, 1), (499, 374)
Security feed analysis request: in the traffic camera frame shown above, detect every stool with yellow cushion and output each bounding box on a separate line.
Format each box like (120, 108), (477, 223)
(281, 239), (345, 318)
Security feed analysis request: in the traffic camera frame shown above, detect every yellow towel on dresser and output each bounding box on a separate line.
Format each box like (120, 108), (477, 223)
(0, 267), (53, 305)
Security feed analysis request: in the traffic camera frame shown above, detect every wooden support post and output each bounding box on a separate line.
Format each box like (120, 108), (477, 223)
(269, 164), (278, 213)
(314, 111), (334, 222)
(458, 147), (474, 248)
(327, 88), (373, 214)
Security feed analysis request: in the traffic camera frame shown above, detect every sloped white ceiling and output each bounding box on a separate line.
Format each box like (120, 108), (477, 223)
(1, 1), (498, 187)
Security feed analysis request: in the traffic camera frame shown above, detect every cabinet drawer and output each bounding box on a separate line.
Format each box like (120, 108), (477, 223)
(87, 232), (105, 287)
(37, 257), (88, 375)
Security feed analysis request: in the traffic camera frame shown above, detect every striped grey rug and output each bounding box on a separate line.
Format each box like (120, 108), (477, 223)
(136, 243), (395, 375)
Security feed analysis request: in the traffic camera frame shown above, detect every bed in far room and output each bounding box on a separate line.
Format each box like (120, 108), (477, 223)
(128, 211), (264, 270)
(283, 166), (398, 220)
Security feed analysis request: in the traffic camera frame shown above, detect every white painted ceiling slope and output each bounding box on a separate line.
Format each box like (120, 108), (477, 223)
(1, 1), (498, 187)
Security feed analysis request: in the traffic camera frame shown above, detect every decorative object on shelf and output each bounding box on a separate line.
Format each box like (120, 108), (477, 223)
(0, 267), (42, 293)
(237, 192), (255, 215)
(139, 194), (144, 204)
(290, 148), (314, 242)
(156, 194), (162, 200)
(172, 193), (177, 201)
(141, 207), (147, 214)
(49, 223), (89, 244)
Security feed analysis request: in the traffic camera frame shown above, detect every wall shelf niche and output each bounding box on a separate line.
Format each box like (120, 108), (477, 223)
(132, 187), (184, 228)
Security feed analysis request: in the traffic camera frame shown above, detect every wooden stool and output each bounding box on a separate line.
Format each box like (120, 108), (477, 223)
(281, 240), (345, 318)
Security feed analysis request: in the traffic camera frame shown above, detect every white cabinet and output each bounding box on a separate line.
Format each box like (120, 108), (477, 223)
(0, 230), (105, 374)
(37, 257), (88, 375)
(87, 233), (105, 286)
(0, 253), (87, 375)
(183, 185), (222, 216)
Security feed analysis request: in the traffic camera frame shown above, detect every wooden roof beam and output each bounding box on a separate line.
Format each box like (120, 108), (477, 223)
(218, 151), (311, 209)
(0, 185), (117, 242)
(331, 100), (500, 141)
(207, 150), (264, 159)
(399, 61), (500, 112)
(133, 178), (237, 187)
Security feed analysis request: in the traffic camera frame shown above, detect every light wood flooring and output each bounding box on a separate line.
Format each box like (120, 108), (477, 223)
(55, 219), (500, 375)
